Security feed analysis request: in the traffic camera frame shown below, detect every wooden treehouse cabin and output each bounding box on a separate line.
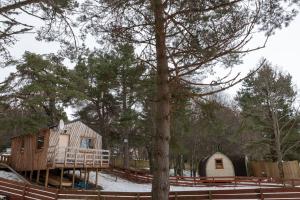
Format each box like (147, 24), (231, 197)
(10, 120), (110, 188)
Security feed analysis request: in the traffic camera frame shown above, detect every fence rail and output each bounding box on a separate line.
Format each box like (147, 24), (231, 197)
(105, 167), (300, 188)
(1, 177), (300, 200)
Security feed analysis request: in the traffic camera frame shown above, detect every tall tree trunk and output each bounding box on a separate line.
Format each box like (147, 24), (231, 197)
(121, 65), (130, 169)
(151, 0), (170, 199)
(270, 106), (284, 179)
(147, 146), (154, 174)
(123, 133), (129, 169)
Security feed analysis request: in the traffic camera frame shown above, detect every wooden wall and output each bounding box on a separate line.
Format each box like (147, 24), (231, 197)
(11, 129), (50, 171)
(250, 160), (300, 179)
(10, 121), (103, 171)
(49, 121), (102, 150)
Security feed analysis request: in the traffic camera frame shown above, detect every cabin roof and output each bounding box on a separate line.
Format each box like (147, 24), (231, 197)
(10, 128), (49, 140)
(55, 121), (101, 137)
(11, 121), (100, 140)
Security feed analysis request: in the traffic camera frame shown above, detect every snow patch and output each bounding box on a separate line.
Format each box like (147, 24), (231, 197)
(0, 170), (23, 182)
(81, 171), (260, 192)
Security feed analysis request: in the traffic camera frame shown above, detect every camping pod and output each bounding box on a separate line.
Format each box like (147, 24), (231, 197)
(199, 152), (235, 180)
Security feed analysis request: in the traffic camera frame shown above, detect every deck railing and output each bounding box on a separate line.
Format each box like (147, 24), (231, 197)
(0, 154), (10, 165)
(47, 146), (110, 168)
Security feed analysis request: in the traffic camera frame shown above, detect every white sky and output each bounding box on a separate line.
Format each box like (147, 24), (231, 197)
(1, 13), (300, 100)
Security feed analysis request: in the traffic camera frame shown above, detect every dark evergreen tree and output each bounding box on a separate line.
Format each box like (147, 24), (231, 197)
(236, 62), (299, 178)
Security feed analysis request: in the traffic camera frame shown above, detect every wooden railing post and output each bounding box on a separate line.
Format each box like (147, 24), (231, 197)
(208, 190), (212, 200)
(93, 153), (95, 167)
(259, 188), (264, 200)
(22, 184), (27, 200)
(55, 189), (59, 200)
(64, 148), (68, 167)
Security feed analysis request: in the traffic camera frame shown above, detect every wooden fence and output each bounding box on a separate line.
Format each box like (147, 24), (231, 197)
(105, 168), (300, 187)
(1, 177), (300, 200)
(250, 161), (300, 179)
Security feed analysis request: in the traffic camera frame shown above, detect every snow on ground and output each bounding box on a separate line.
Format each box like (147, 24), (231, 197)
(83, 171), (260, 192)
(0, 170), (23, 182)
(169, 169), (193, 177)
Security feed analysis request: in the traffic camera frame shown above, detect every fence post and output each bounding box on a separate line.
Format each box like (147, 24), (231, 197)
(136, 193), (140, 200)
(259, 188), (264, 200)
(97, 190), (101, 200)
(22, 184), (27, 200)
(208, 191), (212, 200)
(55, 189), (59, 200)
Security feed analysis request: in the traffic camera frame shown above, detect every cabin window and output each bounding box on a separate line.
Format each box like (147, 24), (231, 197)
(36, 135), (45, 150)
(215, 158), (224, 169)
(80, 137), (94, 149)
(21, 138), (25, 152)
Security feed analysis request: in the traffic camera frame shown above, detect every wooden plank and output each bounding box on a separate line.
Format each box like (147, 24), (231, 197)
(45, 168), (49, 188)
(36, 170), (40, 184)
(60, 168), (64, 189)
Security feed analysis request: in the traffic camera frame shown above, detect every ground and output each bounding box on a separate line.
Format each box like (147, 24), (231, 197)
(0, 169), (273, 192)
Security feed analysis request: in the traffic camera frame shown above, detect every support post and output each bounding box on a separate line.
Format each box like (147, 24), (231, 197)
(29, 170), (33, 181)
(36, 170), (40, 184)
(60, 167), (64, 189)
(72, 166), (75, 189)
(87, 170), (90, 185)
(45, 168), (49, 188)
(95, 168), (98, 189)
(84, 168), (87, 189)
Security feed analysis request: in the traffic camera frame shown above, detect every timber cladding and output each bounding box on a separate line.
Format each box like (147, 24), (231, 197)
(250, 160), (300, 179)
(49, 121), (102, 150)
(11, 129), (50, 171)
(10, 121), (104, 171)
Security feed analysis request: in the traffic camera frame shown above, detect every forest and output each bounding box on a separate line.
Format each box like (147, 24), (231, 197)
(1, 0), (300, 199)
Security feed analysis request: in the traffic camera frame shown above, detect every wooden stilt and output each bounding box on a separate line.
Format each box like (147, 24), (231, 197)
(36, 170), (40, 184)
(25, 171), (27, 178)
(95, 168), (98, 189)
(45, 169), (49, 188)
(72, 166), (75, 189)
(79, 169), (82, 178)
(87, 170), (90, 183)
(60, 167), (64, 189)
(29, 170), (33, 181)
(84, 168), (87, 189)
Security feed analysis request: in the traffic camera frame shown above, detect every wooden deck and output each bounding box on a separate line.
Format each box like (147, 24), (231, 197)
(47, 146), (110, 169)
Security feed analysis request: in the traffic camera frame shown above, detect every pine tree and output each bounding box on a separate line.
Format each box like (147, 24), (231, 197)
(236, 62), (299, 178)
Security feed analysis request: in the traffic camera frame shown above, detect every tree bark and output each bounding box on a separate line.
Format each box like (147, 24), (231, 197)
(151, 0), (171, 199)
(270, 101), (285, 179)
(122, 67), (130, 169)
(123, 134), (129, 169)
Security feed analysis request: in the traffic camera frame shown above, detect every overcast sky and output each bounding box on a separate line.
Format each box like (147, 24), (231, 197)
(1, 13), (300, 100)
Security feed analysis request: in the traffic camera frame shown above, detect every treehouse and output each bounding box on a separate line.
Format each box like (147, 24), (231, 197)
(10, 120), (110, 187)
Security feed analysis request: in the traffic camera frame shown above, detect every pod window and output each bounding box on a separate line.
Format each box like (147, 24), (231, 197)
(215, 158), (224, 169)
